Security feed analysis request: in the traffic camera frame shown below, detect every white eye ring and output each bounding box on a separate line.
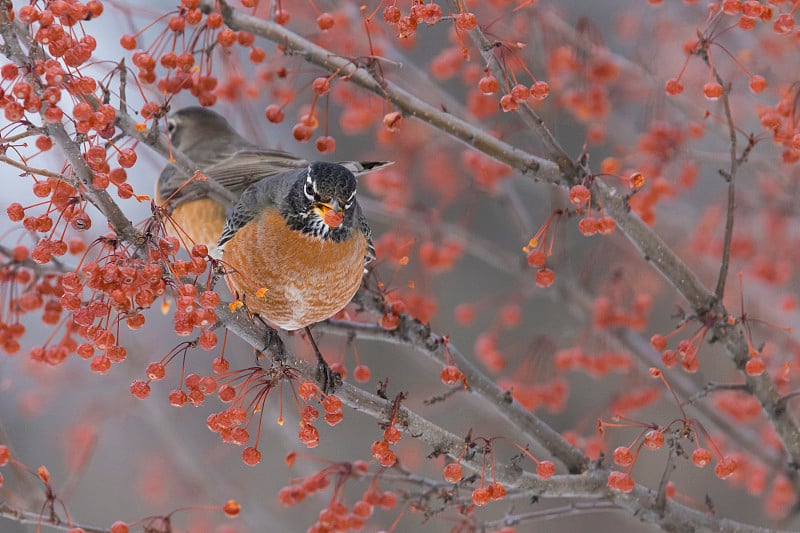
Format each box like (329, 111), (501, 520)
(304, 174), (315, 200)
(167, 119), (177, 134)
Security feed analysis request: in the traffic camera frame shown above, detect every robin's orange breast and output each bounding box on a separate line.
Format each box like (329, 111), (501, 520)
(162, 198), (227, 252)
(223, 208), (367, 330)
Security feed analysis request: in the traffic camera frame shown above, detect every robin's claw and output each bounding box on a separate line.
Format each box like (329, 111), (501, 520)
(316, 359), (342, 395)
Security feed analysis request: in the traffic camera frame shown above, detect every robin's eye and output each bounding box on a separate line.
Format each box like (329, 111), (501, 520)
(304, 178), (315, 200)
(167, 119), (177, 134)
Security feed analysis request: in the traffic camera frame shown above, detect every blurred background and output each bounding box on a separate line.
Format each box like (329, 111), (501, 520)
(1, 0), (799, 531)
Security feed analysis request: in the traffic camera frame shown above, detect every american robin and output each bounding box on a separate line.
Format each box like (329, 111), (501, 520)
(156, 107), (387, 390)
(155, 106), (386, 252)
(216, 161), (376, 391)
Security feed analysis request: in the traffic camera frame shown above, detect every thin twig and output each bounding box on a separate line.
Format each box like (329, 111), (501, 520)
(0, 154), (72, 180)
(714, 79), (737, 300)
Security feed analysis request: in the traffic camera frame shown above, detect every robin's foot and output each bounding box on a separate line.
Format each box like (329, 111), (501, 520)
(255, 318), (286, 364)
(305, 326), (341, 394)
(315, 357), (342, 395)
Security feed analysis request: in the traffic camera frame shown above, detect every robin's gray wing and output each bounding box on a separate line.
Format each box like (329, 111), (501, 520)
(156, 130), (259, 204)
(355, 203), (375, 265)
(155, 163), (183, 203)
(217, 168), (305, 249)
(203, 149), (309, 198)
(157, 147), (307, 207)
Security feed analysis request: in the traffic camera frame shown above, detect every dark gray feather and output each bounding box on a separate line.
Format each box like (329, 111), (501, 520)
(217, 168), (305, 248)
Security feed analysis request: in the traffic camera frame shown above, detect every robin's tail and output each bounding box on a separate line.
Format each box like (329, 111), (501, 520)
(337, 161), (394, 176)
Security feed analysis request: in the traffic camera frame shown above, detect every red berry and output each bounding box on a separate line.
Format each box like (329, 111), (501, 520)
(478, 75), (499, 95)
(292, 123), (312, 141)
(692, 448), (711, 468)
(536, 460), (555, 478)
(703, 81), (723, 100)
(455, 12), (477, 31)
(317, 12), (335, 30)
(265, 104), (284, 123)
(443, 462), (462, 482)
(665, 78), (683, 95)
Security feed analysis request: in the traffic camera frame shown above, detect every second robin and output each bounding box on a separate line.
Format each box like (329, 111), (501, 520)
(217, 161), (376, 391)
(156, 106), (387, 252)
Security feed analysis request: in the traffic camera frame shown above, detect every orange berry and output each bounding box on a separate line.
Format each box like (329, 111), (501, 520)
(745, 357), (765, 375)
(223, 499), (241, 517)
(742, 0), (763, 17)
(353, 364), (370, 382)
(703, 81), (723, 100)
(531, 80), (550, 99)
(749, 75), (766, 93)
(738, 15), (756, 30)
(298, 381), (318, 400)
(773, 13), (794, 35)
(242, 447), (261, 466)
(317, 12), (335, 30)
(169, 389), (187, 407)
(440, 365), (463, 385)
(206, 12), (222, 28)
(478, 75), (499, 95)
(249, 47), (265, 63)
(110, 522), (129, 533)
(608, 471), (634, 492)
(322, 394), (342, 414)
(487, 481), (506, 500)
(660, 349), (677, 367)
(578, 216), (598, 236)
(456, 12), (477, 30)
(692, 448), (711, 468)
(274, 8), (290, 24)
(472, 486), (490, 506)
(665, 78), (683, 96)
(117, 147), (137, 168)
(315, 136), (336, 153)
(265, 104), (284, 123)
(650, 334), (667, 351)
(292, 123), (312, 142)
(119, 34), (136, 50)
(443, 462), (462, 482)
(7, 203), (24, 221)
(714, 456), (737, 478)
(510, 83), (531, 103)
(216, 28), (236, 47)
(723, 0), (742, 15)
(383, 425), (401, 444)
(312, 76), (330, 95)
(218, 384), (235, 402)
(535, 267), (555, 287)
(643, 429), (664, 449)
(613, 446), (633, 466)
(569, 184), (591, 206)
(500, 94), (518, 112)
(536, 460), (555, 478)
(0, 445), (10, 466)
(146, 362), (166, 380)
(383, 6), (401, 23)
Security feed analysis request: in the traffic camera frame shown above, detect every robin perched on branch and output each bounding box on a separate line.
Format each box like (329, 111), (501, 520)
(156, 107), (389, 391)
(155, 106), (387, 252)
(216, 161), (377, 392)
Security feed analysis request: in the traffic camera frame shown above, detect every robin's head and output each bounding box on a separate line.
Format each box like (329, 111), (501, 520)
(284, 162), (359, 241)
(166, 107), (239, 151)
